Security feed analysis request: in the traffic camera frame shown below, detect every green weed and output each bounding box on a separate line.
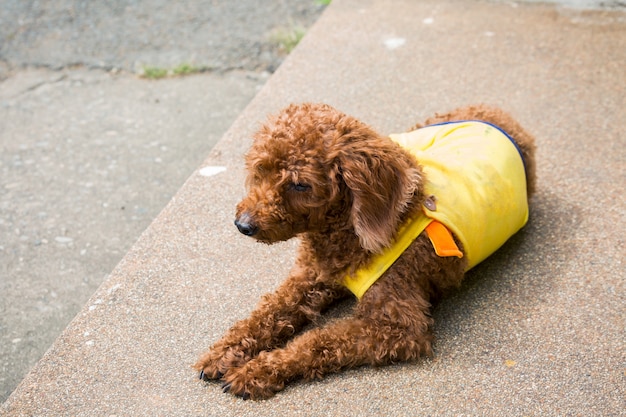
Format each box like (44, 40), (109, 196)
(271, 24), (307, 54)
(172, 63), (201, 76)
(141, 63), (205, 79)
(142, 66), (168, 79)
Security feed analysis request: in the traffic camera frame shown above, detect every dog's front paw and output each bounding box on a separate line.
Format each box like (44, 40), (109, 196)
(195, 346), (252, 381)
(221, 357), (286, 400)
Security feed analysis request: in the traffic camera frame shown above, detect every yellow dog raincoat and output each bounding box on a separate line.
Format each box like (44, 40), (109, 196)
(344, 121), (529, 299)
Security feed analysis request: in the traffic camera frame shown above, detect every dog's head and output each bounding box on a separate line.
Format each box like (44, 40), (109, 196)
(235, 103), (423, 253)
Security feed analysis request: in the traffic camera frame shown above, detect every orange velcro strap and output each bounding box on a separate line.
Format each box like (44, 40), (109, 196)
(425, 220), (463, 258)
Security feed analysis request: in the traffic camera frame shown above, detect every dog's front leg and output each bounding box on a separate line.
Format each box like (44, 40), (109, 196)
(221, 306), (433, 400)
(194, 266), (346, 380)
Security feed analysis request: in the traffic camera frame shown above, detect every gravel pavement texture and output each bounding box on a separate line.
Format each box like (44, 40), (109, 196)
(0, 0), (324, 76)
(0, 0), (325, 402)
(2, 0), (625, 415)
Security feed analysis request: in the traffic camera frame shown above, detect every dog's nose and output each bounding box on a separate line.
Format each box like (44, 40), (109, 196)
(234, 213), (258, 236)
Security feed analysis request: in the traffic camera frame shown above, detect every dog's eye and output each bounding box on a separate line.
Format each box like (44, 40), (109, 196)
(290, 183), (312, 192)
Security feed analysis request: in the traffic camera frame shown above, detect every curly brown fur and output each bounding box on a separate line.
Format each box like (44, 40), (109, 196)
(194, 103), (537, 400)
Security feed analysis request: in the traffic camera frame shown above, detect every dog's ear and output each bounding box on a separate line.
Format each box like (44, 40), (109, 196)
(336, 135), (423, 253)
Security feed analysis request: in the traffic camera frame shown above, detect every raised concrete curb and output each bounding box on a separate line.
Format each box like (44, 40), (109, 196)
(3, 1), (625, 415)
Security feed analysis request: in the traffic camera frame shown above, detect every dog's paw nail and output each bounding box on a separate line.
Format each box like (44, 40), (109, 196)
(221, 382), (232, 393)
(199, 370), (205, 380)
(241, 392), (251, 400)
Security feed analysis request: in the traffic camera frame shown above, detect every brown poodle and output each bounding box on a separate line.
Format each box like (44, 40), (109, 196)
(195, 103), (536, 400)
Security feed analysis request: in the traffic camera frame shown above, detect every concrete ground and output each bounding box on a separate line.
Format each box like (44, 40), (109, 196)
(2, 0), (625, 416)
(0, 0), (325, 402)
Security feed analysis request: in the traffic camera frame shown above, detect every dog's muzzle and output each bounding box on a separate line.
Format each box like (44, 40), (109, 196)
(234, 213), (258, 237)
